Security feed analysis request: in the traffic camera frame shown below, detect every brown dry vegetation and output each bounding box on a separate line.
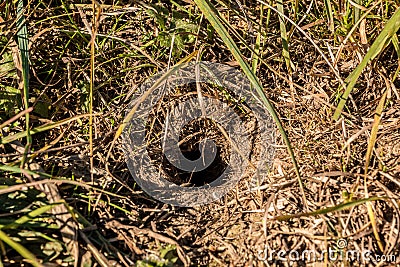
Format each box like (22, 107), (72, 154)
(0, 0), (400, 266)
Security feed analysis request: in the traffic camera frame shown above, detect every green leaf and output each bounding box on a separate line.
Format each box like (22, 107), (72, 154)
(333, 7), (400, 120)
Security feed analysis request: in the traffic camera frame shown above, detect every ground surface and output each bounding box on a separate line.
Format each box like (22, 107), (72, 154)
(0, 0), (400, 266)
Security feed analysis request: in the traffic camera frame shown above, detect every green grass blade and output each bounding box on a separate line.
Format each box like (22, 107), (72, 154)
(274, 196), (386, 221)
(0, 172), (129, 200)
(265, 1), (271, 33)
(112, 51), (198, 141)
(323, 0), (335, 33)
(2, 203), (61, 230)
(390, 34), (400, 81)
(251, 5), (263, 73)
(0, 164), (52, 178)
(364, 91), (387, 176)
(193, 0), (307, 208)
(363, 90), (387, 252)
(0, 229), (42, 267)
(16, 0), (31, 167)
(276, 0), (292, 72)
(333, 7), (400, 120)
(353, 0), (361, 24)
(0, 113), (94, 145)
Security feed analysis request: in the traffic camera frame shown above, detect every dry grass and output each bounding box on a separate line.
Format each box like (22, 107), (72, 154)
(0, 0), (399, 266)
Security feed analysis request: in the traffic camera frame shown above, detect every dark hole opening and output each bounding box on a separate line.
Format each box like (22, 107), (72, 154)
(144, 82), (258, 187)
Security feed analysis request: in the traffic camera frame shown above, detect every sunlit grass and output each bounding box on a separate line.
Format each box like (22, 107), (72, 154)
(0, 0), (399, 265)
